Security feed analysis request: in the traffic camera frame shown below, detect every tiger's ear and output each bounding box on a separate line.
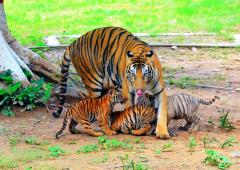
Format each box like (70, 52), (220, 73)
(146, 50), (153, 57)
(127, 51), (134, 58)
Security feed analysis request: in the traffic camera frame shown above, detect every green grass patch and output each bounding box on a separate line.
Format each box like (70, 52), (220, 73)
(0, 148), (49, 169)
(25, 136), (40, 145)
(5, 0), (240, 45)
(48, 145), (66, 157)
(9, 134), (20, 146)
(204, 149), (232, 170)
(77, 136), (133, 154)
(168, 76), (198, 89)
(77, 144), (99, 153)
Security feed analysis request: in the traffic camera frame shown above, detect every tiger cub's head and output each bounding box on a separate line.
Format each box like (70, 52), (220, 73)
(134, 93), (153, 106)
(125, 45), (155, 98)
(107, 87), (127, 105)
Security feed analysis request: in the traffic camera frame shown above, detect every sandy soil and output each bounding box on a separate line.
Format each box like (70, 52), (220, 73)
(0, 47), (240, 170)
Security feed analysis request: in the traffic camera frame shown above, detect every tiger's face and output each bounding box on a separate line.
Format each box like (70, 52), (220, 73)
(108, 87), (127, 104)
(126, 47), (154, 97)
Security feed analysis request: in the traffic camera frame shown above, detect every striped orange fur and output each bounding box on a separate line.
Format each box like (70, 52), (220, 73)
(53, 27), (169, 139)
(56, 88), (125, 139)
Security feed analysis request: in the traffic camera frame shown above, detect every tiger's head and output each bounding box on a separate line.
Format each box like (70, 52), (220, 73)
(125, 46), (155, 97)
(107, 87), (127, 105)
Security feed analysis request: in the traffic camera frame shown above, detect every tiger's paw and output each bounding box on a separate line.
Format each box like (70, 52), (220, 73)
(52, 112), (60, 118)
(155, 132), (170, 140)
(179, 126), (188, 131)
(94, 132), (104, 137)
(168, 129), (177, 137)
(104, 130), (117, 136)
(156, 125), (170, 139)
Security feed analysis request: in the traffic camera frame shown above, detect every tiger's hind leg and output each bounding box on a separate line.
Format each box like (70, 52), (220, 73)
(68, 88), (102, 134)
(78, 118), (103, 137)
(188, 116), (200, 132)
(83, 128), (103, 137)
(97, 107), (117, 136)
(69, 119), (81, 134)
(132, 124), (151, 136)
(179, 121), (192, 131)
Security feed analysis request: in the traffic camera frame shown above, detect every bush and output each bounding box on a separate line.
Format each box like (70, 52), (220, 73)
(0, 70), (52, 116)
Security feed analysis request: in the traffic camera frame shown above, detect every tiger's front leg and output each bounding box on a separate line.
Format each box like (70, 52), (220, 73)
(155, 89), (170, 139)
(69, 89), (101, 134)
(122, 83), (134, 109)
(97, 108), (117, 136)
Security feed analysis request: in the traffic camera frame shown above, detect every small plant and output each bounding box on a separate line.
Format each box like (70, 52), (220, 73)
(97, 136), (132, 151)
(68, 140), (77, 145)
(103, 139), (125, 150)
(48, 145), (65, 157)
(204, 149), (232, 170)
(218, 109), (235, 130)
(0, 70), (13, 84)
(77, 144), (99, 153)
(119, 154), (148, 170)
(154, 149), (161, 155)
(1, 106), (15, 117)
(134, 138), (141, 143)
(9, 134), (20, 145)
(25, 136), (39, 145)
(97, 136), (108, 145)
(203, 137), (221, 148)
(187, 137), (197, 152)
(24, 166), (33, 170)
(162, 141), (173, 152)
(221, 137), (237, 149)
(207, 117), (215, 126)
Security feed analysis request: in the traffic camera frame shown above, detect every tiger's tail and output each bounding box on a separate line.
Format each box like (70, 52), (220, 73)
(52, 47), (71, 118)
(198, 96), (219, 105)
(55, 115), (68, 139)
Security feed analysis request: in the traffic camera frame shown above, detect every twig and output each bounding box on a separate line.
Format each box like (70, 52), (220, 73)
(195, 84), (240, 92)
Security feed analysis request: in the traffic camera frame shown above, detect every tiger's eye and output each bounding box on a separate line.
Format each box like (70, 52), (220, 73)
(146, 50), (153, 57)
(127, 51), (134, 57)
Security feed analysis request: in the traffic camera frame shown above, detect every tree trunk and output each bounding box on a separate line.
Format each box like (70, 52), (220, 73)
(0, 1), (60, 84)
(0, 31), (30, 86)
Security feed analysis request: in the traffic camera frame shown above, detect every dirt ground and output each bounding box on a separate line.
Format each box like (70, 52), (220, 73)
(0, 47), (240, 170)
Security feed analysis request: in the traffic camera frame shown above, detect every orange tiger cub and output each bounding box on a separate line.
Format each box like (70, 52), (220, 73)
(111, 105), (156, 136)
(56, 88), (125, 139)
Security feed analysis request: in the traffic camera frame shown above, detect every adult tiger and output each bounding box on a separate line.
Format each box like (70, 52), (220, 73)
(52, 27), (169, 139)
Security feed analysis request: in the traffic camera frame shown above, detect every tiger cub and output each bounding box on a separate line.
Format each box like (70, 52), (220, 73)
(167, 93), (219, 131)
(111, 105), (156, 136)
(56, 88), (126, 139)
(111, 93), (219, 136)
